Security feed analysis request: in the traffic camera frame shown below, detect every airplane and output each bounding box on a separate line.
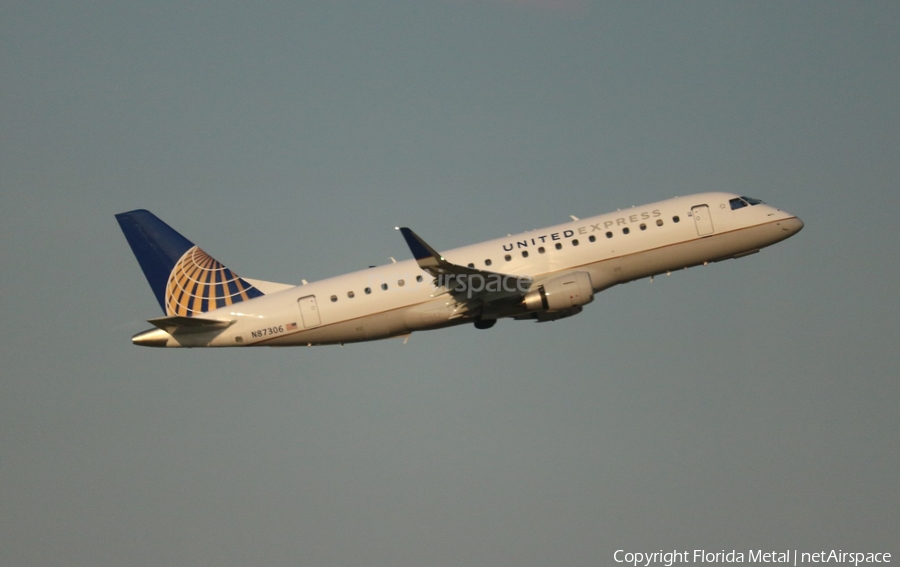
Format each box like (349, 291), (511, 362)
(115, 192), (803, 348)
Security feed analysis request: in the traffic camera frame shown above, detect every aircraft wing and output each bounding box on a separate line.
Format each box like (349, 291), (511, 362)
(398, 227), (532, 317)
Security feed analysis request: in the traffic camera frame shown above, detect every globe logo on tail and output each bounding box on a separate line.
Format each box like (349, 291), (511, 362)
(165, 246), (262, 317)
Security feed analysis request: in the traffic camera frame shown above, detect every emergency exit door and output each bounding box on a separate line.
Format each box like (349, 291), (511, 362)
(692, 205), (714, 236)
(297, 295), (321, 328)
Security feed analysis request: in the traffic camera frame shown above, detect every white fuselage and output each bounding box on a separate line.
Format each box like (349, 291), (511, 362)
(135, 192), (803, 347)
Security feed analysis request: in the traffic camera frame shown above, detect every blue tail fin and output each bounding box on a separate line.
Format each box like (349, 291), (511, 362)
(115, 210), (264, 316)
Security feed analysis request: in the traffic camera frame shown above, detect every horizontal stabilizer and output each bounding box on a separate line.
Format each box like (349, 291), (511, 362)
(148, 315), (235, 334)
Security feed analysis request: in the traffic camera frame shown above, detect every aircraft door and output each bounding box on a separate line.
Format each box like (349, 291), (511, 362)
(692, 204), (714, 236)
(297, 295), (321, 328)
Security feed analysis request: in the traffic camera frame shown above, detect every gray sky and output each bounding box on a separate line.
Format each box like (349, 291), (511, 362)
(2, 2), (898, 566)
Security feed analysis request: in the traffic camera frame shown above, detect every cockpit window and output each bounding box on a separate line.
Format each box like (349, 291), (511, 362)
(730, 196), (765, 210)
(729, 197), (748, 210)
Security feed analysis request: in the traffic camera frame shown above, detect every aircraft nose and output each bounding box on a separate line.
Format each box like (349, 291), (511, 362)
(783, 216), (804, 234)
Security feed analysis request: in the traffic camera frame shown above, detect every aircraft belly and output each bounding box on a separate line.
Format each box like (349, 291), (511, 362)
(401, 301), (458, 331)
(257, 308), (412, 346)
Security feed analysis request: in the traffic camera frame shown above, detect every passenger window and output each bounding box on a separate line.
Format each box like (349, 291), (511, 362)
(416, 275), (423, 282)
(381, 283), (388, 291)
(467, 263), (474, 268)
(398, 279), (405, 287)
(656, 219), (664, 227)
(572, 239), (579, 246)
(640, 223), (647, 231)
(330, 295), (338, 302)
(555, 243), (562, 250)
(623, 227), (630, 235)
(606, 231), (613, 239)
(522, 250), (529, 258)
(589, 235), (596, 243)
(364, 287), (371, 294)
(485, 259), (492, 266)
(347, 291), (355, 298)
(538, 246), (546, 253)
(504, 254), (512, 261)
(673, 216), (680, 223)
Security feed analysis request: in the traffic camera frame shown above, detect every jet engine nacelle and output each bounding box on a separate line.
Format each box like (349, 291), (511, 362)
(523, 271), (594, 312)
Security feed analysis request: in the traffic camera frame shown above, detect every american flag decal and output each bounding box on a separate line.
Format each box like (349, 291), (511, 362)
(286, 322), (298, 331)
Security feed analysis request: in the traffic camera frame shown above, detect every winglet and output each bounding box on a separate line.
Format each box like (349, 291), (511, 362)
(398, 227), (446, 272)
